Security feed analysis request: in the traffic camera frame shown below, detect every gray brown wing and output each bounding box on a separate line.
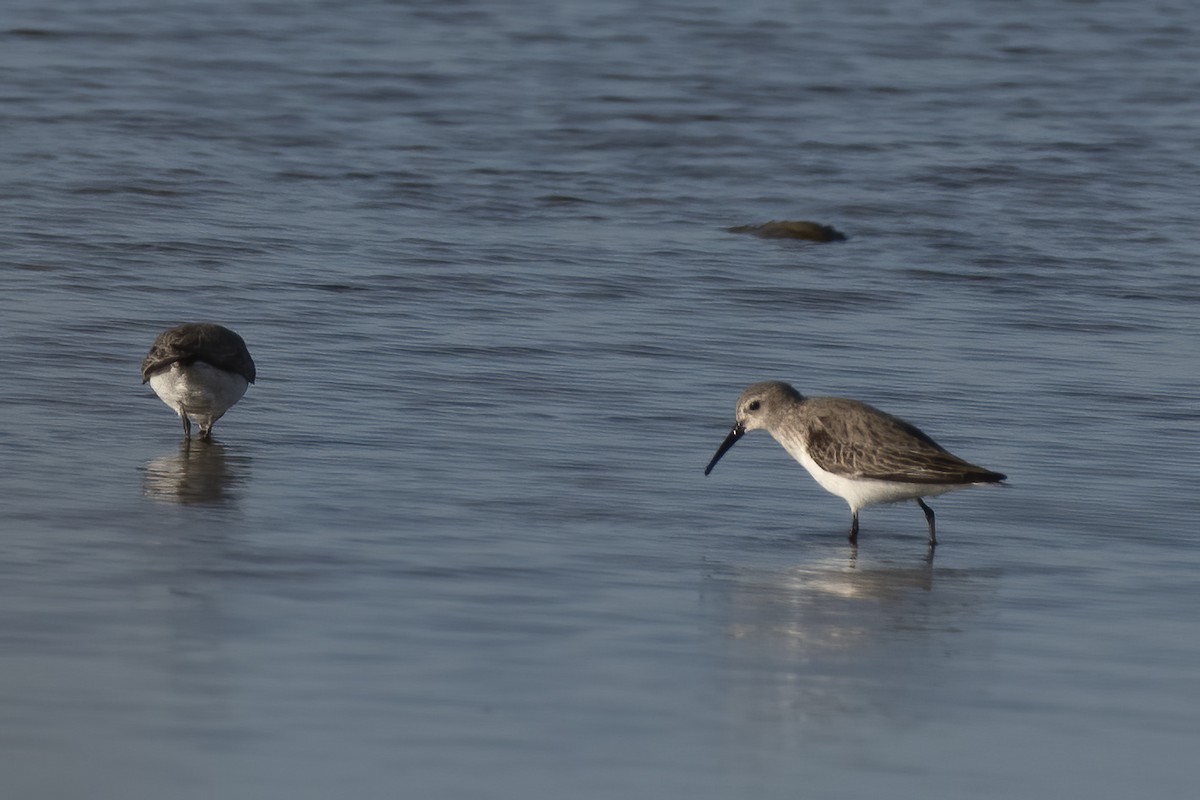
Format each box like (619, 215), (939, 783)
(141, 323), (256, 384)
(805, 402), (1003, 484)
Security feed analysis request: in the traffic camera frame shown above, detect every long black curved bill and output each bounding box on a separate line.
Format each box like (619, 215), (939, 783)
(704, 423), (745, 475)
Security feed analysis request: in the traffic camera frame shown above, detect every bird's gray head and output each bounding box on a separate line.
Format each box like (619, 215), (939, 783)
(704, 381), (805, 475)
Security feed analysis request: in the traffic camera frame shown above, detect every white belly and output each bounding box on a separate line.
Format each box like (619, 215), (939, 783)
(149, 362), (248, 427)
(791, 441), (964, 511)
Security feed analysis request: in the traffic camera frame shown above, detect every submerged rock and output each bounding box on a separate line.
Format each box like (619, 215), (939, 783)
(728, 220), (847, 242)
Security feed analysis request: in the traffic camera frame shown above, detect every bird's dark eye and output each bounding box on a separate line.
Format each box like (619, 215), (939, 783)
(747, 400), (761, 412)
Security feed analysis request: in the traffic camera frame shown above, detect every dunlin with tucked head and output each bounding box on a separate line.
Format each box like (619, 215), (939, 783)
(705, 381), (1005, 546)
(142, 323), (256, 440)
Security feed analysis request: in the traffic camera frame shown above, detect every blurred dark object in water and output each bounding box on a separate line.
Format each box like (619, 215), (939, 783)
(728, 220), (847, 242)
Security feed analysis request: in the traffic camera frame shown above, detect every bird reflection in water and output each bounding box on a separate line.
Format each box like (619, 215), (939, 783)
(704, 552), (999, 739)
(141, 439), (251, 505)
(713, 555), (938, 649)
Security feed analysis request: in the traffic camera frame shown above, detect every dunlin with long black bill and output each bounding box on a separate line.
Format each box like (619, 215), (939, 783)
(705, 381), (1005, 546)
(142, 323), (256, 440)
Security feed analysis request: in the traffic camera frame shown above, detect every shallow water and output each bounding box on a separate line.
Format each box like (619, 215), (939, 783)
(3, 0), (1199, 797)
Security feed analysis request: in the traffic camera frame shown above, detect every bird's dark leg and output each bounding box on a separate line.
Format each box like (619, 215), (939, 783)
(180, 413), (192, 439)
(917, 499), (937, 547)
(848, 509), (859, 545)
(201, 411), (224, 442)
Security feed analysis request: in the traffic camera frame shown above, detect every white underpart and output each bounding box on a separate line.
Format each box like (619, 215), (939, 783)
(777, 433), (969, 511)
(148, 362), (248, 431)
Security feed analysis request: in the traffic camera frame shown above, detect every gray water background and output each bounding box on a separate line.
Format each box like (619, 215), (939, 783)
(2, 0), (1199, 797)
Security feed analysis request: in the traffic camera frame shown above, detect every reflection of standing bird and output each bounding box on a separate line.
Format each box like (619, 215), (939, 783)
(705, 381), (1005, 547)
(142, 323), (256, 440)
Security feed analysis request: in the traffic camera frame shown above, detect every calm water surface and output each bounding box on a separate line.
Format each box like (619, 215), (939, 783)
(2, 0), (1198, 797)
